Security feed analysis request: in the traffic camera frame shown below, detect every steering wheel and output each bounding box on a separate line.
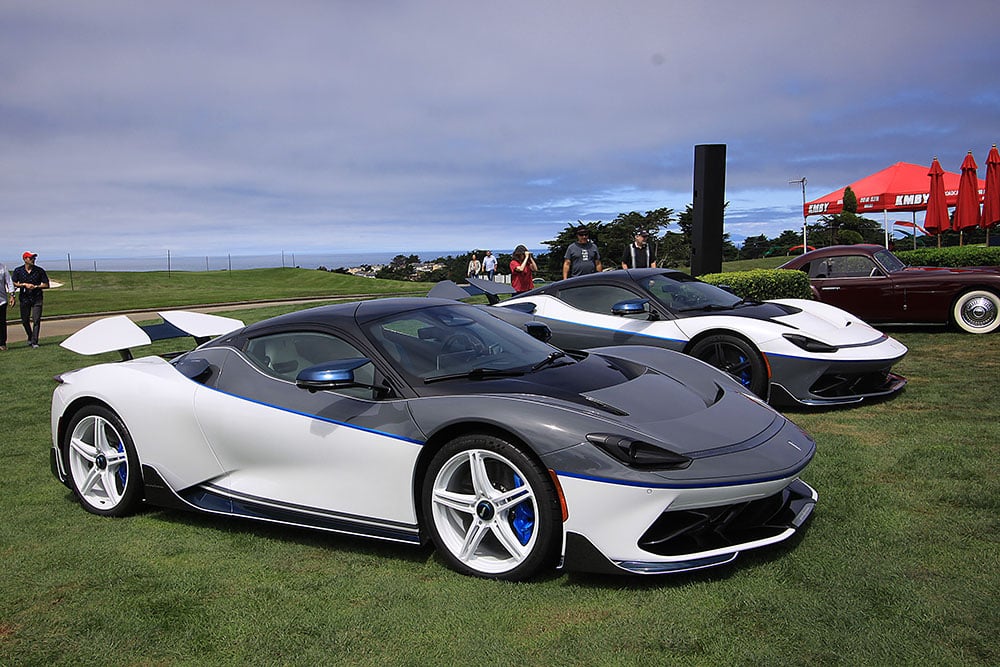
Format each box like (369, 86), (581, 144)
(441, 333), (486, 356)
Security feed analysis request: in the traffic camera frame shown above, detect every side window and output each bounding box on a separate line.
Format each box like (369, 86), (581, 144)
(244, 331), (375, 397)
(827, 255), (878, 278)
(558, 285), (644, 317)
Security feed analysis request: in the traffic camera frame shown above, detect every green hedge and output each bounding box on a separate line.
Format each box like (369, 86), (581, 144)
(895, 245), (1000, 267)
(699, 268), (813, 301)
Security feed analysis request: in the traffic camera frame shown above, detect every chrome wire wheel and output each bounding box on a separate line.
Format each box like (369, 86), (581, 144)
(424, 436), (558, 580)
(64, 407), (141, 516)
(953, 290), (1000, 334)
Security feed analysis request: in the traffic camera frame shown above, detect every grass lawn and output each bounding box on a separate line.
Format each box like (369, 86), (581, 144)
(1, 299), (997, 664)
(37, 268), (426, 317)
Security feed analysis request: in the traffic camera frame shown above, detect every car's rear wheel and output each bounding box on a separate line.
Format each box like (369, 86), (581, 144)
(422, 434), (560, 581)
(952, 290), (1000, 334)
(689, 334), (769, 399)
(63, 406), (142, 517)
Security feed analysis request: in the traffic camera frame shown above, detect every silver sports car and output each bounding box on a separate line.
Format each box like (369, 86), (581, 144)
(442, 271), (908, 407)
(52, 299), (817, 580)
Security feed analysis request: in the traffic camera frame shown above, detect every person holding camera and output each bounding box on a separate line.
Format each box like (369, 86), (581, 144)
(510, 245), (537, 293)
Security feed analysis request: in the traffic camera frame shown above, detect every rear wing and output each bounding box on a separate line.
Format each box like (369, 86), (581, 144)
(61, 311), (245, 360)
(427, 277), (516, 305)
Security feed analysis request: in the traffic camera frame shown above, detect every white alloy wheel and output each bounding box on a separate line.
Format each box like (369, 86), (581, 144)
(952, 290), (1000, 334)
(423, 435), (559, 580)
(64, 406), (142, 516)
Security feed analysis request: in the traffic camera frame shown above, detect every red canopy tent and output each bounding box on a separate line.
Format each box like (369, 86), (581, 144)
(803, 161), (985, 247)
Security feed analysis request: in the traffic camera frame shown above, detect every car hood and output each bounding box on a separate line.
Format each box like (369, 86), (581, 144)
(902, 265), (1000, 276)
(763, 299), (887, 345)
(579, 373), (781, 455)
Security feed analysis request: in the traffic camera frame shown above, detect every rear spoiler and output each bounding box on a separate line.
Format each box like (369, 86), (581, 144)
(61, 311), (245, 360)
(427, 277), (516, 305)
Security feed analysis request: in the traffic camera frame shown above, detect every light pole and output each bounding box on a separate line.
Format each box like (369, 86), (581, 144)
(789, 177), (807, 253)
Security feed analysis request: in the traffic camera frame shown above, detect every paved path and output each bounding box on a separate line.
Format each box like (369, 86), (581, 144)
(3, 293), (411, 347)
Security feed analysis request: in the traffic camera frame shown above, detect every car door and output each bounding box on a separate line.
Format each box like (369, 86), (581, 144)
(808, 254), (903, 322)
(535, 283), (687, 351)
(192, 329), (426, 534)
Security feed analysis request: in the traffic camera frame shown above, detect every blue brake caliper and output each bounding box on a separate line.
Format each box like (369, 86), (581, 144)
(508, 474), (535, 545)
(116, 440), (128, 488)
(737, 353), (751, 387)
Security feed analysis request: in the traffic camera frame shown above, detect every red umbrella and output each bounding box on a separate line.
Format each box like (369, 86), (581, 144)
(979, 144), (1000, 229)
(953, 151), (981, 233)
(803, 161), (970, 217)
(923, 157), (950, 235)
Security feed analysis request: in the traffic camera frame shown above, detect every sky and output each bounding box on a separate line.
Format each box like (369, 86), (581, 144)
(2, 1), (998, 263)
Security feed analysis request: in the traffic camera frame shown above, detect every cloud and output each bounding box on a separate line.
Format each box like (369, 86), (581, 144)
(1, 1), (998, 261)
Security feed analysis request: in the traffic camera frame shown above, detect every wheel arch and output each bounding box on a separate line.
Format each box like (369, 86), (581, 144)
(681, 328), (772, 399)
(56, 396), (118, 457)
(411, 421), (548, 536)
(682, 327), (763, 358)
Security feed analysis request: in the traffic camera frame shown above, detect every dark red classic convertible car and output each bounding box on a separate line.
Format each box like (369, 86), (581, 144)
(779, 245), (1000, 334)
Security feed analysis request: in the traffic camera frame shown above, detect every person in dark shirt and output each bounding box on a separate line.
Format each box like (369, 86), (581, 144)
(621, 230), (657, 269)
(562, 226), (602, 279)
(11, 251), (49, 348)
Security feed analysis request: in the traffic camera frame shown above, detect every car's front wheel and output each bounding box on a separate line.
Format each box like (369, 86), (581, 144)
(62, 405), (142, 517)
(952, 290), (1000, 334)
(422, 434), (560, 580)
(689, 334), (769, 399)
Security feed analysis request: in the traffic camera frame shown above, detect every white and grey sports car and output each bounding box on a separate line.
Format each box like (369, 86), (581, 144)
(464, 270), (908, 407)
(51, 299), (816, 581)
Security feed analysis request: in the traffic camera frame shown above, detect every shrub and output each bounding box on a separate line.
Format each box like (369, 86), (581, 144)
(895, 246), (1000, 267)
(699, 269), (813, 301)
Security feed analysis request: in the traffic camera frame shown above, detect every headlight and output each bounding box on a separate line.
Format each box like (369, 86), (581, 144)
(587, 433), (691, 470)
(782, 333), (838, 353)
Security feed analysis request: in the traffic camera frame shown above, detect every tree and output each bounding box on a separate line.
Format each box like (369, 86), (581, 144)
(376, 254), (420, 280)
(657, 203), (737, 267)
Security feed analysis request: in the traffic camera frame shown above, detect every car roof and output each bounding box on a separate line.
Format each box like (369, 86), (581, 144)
(240, 297), (463, 335)
(779, 244), (886, 267)
(524, 268), (690, 295)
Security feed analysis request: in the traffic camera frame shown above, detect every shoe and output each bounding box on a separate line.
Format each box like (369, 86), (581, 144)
(0, 345), (6, 351)
(30, 343), (39, 349)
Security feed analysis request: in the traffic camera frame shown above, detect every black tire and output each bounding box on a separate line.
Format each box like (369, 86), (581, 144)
(689, 333), (769, 399)
(951, 290), (1000, 334)
(62, 405), (143, 517)
(422, 434), (560, 581)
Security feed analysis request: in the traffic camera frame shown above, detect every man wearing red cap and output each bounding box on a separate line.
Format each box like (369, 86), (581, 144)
(12, 251), (49, 348)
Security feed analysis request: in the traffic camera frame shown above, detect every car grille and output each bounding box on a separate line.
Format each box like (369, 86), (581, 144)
(637, 481), (814, 556)
(809, 367), (896, 398)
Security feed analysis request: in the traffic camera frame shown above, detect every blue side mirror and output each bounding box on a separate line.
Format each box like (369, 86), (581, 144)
(611, 299), (649, 316)
(296, 358), (370, 391)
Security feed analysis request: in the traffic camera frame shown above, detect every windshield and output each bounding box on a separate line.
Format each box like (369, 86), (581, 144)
(363, 304), (563, 383)
(642, 272), (742, 312)
(874, 249), (906, 272)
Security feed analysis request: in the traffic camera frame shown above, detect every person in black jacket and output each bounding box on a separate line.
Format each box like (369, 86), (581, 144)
(11, 251), (49, 348)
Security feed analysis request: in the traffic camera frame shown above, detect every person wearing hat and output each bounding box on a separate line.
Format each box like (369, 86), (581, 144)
(11, 251), (49, 348)
(0, 259), (13, 351)
(562, 225), (602, 279)
(621, 230), (657, 270)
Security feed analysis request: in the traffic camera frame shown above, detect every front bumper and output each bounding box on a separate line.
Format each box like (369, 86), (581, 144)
(559, 475), (817, 575)
(768, 351), (907, 407)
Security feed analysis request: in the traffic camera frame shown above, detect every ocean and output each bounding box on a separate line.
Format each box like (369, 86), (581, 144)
(18, 249), (544, 273)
